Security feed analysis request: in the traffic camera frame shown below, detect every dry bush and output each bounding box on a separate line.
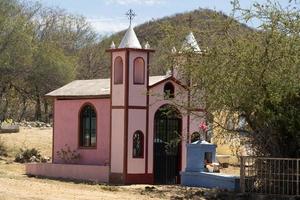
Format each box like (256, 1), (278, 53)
(0, 136), (8, 157)
(15, 148), (49, 163)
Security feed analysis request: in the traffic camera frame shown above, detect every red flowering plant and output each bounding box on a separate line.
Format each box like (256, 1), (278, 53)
(199, 121), (208, 141)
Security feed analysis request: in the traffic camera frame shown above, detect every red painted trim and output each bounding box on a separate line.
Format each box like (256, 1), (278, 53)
(187, 115), (190, 143)
(48, 95), (110, 100)
(111, 106), (125, 109)
(128, 106), (147, 109)
(109, 52), (113, 176)
(125, 173), (154, 184)
(52, 99), (55, 163)
(187, 88), (191, 143)
(145, 52), (150, 175)
(132, 131), (144, 159)
(149, 76), (172, 88)
(191, 108), (206, 112)
(178, 118), (182, 184)
(106, 48), (155, 53)
(78, 102), (98, 149)
(170, 77), (189, 90)
(149, 76), (188, 90)
(112, 105), (147, 109)
(113, 56), (123, 85)
(123, 49), (129, 183)
(133, 57), (145, 85)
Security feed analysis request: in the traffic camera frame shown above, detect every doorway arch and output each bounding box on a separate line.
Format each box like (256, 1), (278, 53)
(153, 104), (182, 184)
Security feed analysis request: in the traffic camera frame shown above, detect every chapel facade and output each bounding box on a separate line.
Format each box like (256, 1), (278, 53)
(45, 24), (204, 184)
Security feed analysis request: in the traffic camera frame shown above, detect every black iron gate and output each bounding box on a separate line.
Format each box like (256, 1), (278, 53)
(154, 107), (181, 184)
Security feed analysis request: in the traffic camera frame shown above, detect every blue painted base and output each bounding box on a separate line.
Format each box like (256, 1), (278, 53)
(181, 171), (240, 191)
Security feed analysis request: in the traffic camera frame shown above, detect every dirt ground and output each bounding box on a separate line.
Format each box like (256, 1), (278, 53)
(0, 162), (209, 200)
(0, 127), (239, 200)
(0, 161), (212, 200)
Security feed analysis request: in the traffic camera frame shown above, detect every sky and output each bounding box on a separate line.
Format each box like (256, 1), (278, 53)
(32, 0), (297, 35)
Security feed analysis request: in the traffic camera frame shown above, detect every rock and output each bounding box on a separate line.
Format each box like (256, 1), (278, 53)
(8, 121), (53, 129)
(0, 124), (20, 133)
(41, 156), (50, 163)
(235, 193), (250, 200)
(144, 186), (156, 191)
(216, 192), (231, 200)
(27, 122), (35, 127)
(30, 156), (37, 162)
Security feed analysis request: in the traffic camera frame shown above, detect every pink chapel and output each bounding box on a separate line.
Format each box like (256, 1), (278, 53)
(26, 23), (205, 184)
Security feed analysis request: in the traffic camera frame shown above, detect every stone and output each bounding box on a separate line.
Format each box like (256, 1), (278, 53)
(0, 124), (20, 133)
(30, 156), (37, 162)
(41, 156), (50, 163)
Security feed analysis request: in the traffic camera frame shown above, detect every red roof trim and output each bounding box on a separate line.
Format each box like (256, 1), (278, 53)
(106, 48), (155, 53)
(46, 95), (110, 100)
(149, 76), (188, 90)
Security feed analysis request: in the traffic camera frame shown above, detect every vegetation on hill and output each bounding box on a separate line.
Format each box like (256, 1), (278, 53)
(1, 0), (299, 159)
(172, 1), (300, 158)
(0, 0), (249, 122)
(83, 8), (252, 78)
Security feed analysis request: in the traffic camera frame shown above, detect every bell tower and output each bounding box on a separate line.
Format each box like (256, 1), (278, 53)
(106, 10), (154, 184)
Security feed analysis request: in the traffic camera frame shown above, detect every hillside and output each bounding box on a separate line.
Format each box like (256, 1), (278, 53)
(0, 3), (253, 123)
(82, 8), (252, 79)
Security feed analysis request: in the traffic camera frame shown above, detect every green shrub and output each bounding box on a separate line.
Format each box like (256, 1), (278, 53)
(3, 118), (13, 125)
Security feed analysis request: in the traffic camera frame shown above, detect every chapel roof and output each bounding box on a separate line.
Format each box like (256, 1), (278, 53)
(182, 32), (201, 53)
(46, 75), (171, 98)
(118, 25), (142, 49)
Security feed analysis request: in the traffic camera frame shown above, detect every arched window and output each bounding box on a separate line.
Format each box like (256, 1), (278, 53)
(114, 56), (123, 84)
(164, 82), (175, 99)
(133, 57), (145, 84)
(191, 132), (200, 143)
(79, 104), (97, 147)
(133, 130), (144, 158)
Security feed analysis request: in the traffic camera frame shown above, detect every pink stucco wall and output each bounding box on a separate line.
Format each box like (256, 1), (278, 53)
(112, 51), (126, 106)
(53, 98), (110, 165)
(126, 51), (148, 174)
(127, 109), (146, 174)
(128, 51), (148, 107)
(26, 163), (109, 183)
(110, 109), (124, 173)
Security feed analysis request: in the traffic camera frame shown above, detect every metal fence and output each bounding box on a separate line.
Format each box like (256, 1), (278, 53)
(240, 156), (300, 196)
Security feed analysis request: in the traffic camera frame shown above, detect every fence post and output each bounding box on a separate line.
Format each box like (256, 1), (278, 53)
(297, 159), (299, 196)
(240, 156), (245, 193)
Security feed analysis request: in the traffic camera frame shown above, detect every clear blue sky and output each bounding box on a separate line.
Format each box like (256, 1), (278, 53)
(32, 0), (296, 34)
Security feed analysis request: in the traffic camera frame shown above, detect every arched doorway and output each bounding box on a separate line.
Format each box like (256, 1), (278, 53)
(154, 104), (182, 184)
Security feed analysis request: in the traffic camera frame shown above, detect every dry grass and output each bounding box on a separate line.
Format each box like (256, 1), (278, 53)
(0, 128), (213, 200)
(0, 127), (52, 158)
